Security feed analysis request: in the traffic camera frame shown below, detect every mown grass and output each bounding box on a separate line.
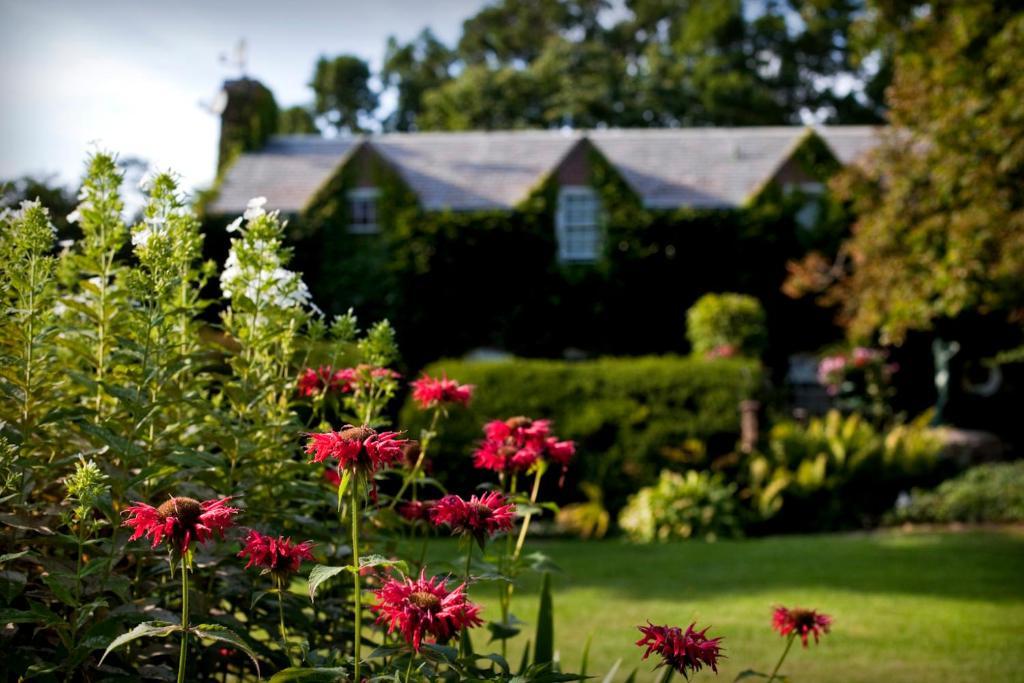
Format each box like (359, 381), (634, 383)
(423, 528), (1024, 682)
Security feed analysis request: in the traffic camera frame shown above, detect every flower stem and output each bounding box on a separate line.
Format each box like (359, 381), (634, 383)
(512, 468), (544, 562)
(390, 409), (440, 509)
(767, 633), (796, 683)
(178, 562), (190, 683)
(351, 484), (362, 682)
(404, 653), (415, 683)
(460, 542), (473, 657)
(276, 576), (290, 663)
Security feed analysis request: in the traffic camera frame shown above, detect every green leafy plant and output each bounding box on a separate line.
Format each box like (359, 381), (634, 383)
(618, 470), (743, 542)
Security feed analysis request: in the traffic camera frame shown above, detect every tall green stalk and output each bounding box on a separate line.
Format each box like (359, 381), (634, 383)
(351, 485), (363, 682)
(767, 633), (796, 683)
(178, 563), (190, 683)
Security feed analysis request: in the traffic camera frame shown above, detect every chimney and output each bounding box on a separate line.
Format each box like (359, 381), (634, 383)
(217, 78), (278, 174)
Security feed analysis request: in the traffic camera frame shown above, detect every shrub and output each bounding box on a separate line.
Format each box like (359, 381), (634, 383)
(686, 292), (768, 358)
(890, 461), (1024, 524)
(618, 469), (743, 542)
(401, 356), (763, 513)
(747, 410), (949, 531)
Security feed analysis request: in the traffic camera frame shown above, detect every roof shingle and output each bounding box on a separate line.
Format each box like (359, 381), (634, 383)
(208, 126), (883, 215)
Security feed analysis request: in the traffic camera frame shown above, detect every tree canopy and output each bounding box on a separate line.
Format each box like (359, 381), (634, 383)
(785, 1), (1024, 346)
(281, 0), (889, 133)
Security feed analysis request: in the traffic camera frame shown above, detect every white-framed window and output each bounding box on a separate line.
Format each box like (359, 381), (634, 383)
(347, 188), (380, 234)
(556, 186), (601, 263)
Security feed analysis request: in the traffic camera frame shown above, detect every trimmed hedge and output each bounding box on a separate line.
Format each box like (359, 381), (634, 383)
(400, 356), (762, 512)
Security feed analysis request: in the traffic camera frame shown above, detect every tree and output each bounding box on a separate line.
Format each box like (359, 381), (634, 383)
(278, 105), (319, 135)
(380, 30), (456, 131)
(408, 0), (883, 131)
(309, 55), (378, 133)
(785, 1), (1024, 346)
(2, 174), (78, 242)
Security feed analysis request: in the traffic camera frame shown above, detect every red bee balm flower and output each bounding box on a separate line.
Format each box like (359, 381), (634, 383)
(306, 425), (409, 476)
(238, 530), (315, 579)
(123, 496), (238, 554)
(637, 622), (724, 677)
(473, 416), (575, 473)
(431, 492), (515, 548)
(297, 365), (351, 398)
(371, 571), (483, 651)
(772, 606), (833, 647)
(410, 374), (474, 410)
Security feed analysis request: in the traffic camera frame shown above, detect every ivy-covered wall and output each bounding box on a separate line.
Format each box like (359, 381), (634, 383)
(206, 131), (851, 370)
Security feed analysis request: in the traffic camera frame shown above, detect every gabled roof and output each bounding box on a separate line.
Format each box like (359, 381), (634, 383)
(208, 126), (883, 215)
(815, 125), (883, 165)
(373, 130), (581, 211)
(588, 127), (810, 208)
(211, 136), (358, 214)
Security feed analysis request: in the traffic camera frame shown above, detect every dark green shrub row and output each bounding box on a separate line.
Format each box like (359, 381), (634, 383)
(400, 356), (762, 512)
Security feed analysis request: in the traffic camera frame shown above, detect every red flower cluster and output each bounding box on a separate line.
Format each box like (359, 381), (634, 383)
(431, 492), (515, 547)
(306, 425), (410, 476)
(237, 530), (315, 578)
(399, 499), (437, 523)
(636, 622), (723, 677)
(473, 416), (576, 474)
(772, 606), (832, 647)
(410, 373), (473, 410)
(371, 571), (482, 651)
(296, 366), (347, 398)
(123, 496), (238, 554)
(296, 364), (401, 399)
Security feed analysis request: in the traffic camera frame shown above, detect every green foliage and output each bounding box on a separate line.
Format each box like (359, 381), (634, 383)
(618, 469), (743, 542)
(748, 410), (948, 531)
(790, 2), (1024, 345)
(309, 54), (378, 133)
(402, 356), (762, 512)
(890, 461), (1024, 525)
(686, 292), (768, 357)
(279, 105), (319, 135)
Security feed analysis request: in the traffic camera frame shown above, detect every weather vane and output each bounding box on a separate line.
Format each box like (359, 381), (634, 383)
(219, 38), (248, 78)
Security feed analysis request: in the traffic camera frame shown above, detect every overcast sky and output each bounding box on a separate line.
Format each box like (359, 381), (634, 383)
(0, 0), (485, 192)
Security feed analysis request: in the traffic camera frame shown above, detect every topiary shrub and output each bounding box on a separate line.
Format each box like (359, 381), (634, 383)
(686, 292), (767, 358)
(618, 469), (743, 542)
(400, 356), (762, 513)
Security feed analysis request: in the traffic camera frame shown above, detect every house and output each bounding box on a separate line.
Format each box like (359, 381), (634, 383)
(204, 81), (882, 366)
(209, 126), (880, 265)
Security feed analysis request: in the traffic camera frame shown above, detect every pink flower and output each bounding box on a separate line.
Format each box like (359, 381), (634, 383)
(371, 571), (483, 651)
(123, 496), (238, 554)
(306, 425), (410, 476)
(772, 606), (832, 647)
(817, 355), (848, 392)
(238, 530), (315, 579)
(473, 416), (575, 473)
(410, 373), (474, 410)
(636, 622), (724, 677)
(707, 343), (737, 359)
(431, 492), (516, 548)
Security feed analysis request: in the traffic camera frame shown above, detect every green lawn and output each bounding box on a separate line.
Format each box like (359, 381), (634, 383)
(429, 528), (1024, 682)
